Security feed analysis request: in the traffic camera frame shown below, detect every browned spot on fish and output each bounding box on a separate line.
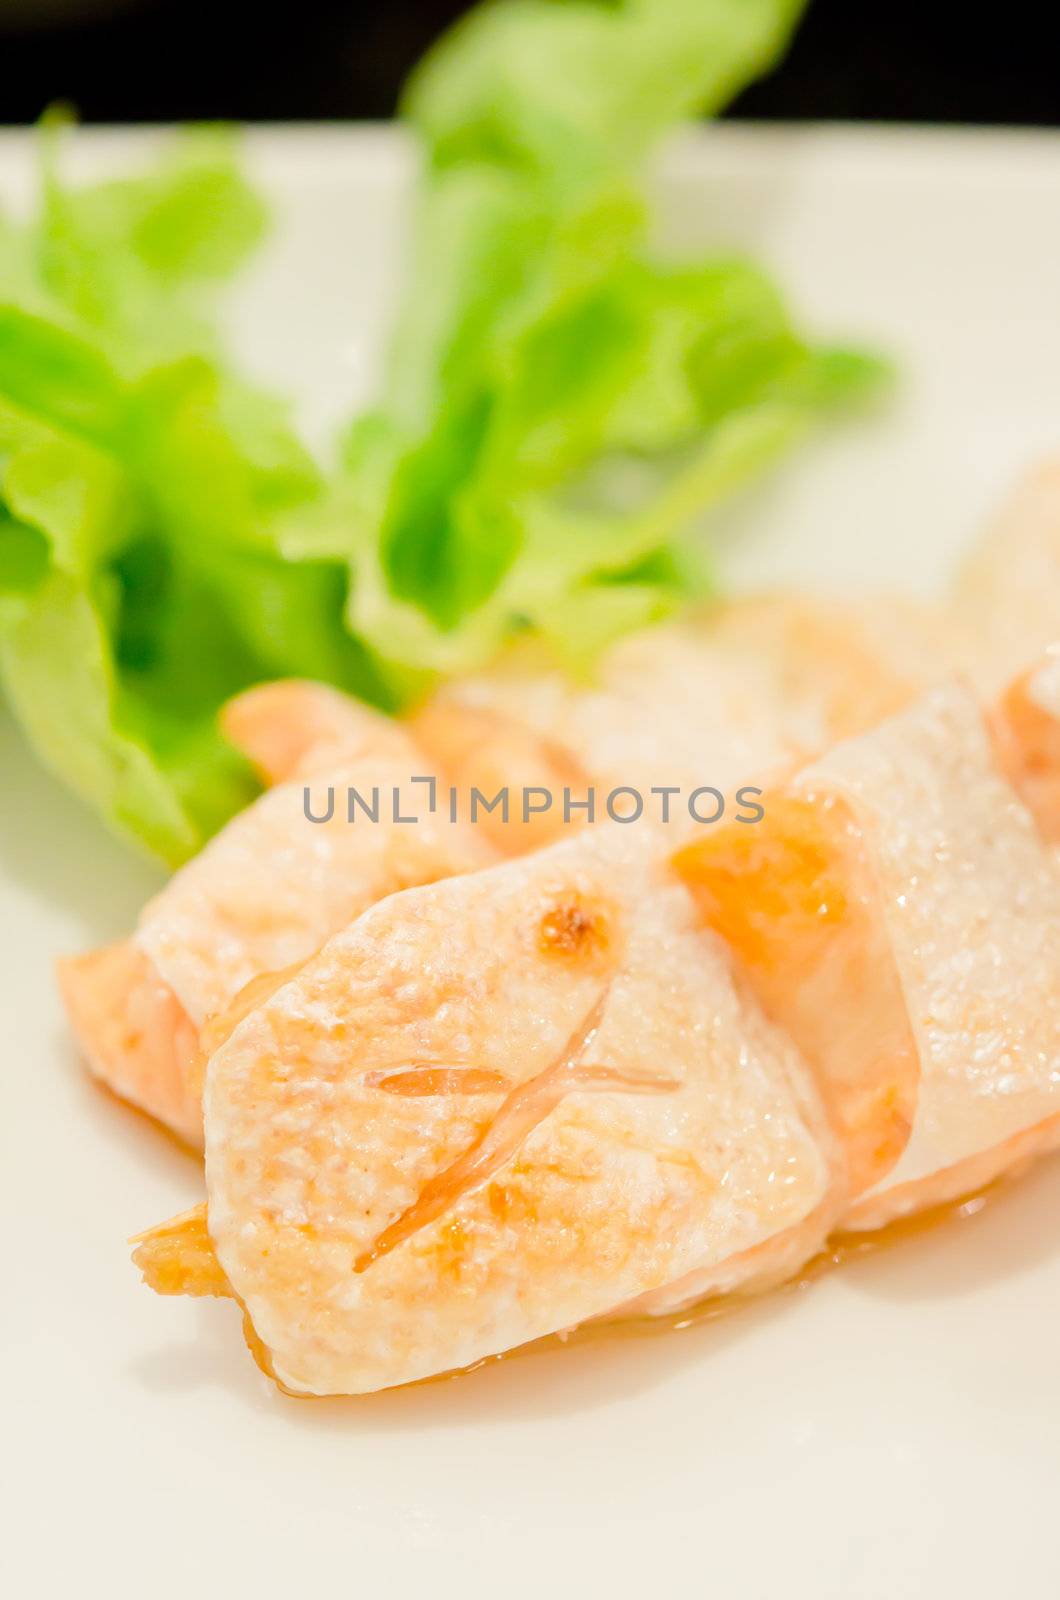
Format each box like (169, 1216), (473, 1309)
(365, 1066), (512, 1097)
(434, 1218), (473, 1280)
(353, 988), (678, 1274)
(538, 895), (610, 962)
(487, 1181), (539, 1225)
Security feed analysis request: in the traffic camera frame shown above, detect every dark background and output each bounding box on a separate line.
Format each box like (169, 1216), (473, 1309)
(1, 0), (1058, 127)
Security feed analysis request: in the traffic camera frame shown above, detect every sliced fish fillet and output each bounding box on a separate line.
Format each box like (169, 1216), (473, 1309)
(61, 594), (948, 1153)
(414, 594), (951, 850)
(952, 457), (1060, 696)
(678, 682), (1060, 1230)
(59, 682), (493, 1146)
(172, 827), (849, 1394)
(673, 793), (919, 1200)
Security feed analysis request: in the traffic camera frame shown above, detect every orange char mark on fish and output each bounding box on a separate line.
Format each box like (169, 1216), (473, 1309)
(354, 988), (679, 1274)
(364, 1066), (514, 1097)
(991, 649), (1060, 842)
(673, 792), (918, 1199)
(537, 894), (611, 962)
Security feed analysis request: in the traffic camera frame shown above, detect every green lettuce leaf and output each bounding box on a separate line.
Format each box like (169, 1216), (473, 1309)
(406, 0), (807, 190)
(368, 0), (815, 617)
(339, 0), (888, 690)
(0, 133), (376, 861)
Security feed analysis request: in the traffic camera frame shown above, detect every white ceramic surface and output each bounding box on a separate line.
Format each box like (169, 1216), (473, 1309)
(1, 124), (1058, 1600)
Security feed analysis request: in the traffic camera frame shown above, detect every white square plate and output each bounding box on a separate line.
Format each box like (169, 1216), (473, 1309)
(2, 124), (1059, 1600)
